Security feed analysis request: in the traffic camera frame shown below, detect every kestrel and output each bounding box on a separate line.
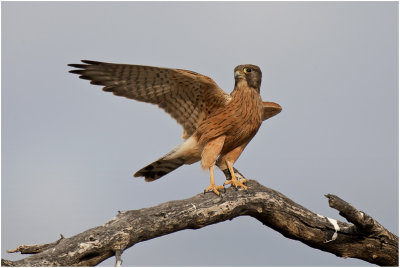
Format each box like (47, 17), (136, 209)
(68, 60), (281, 195)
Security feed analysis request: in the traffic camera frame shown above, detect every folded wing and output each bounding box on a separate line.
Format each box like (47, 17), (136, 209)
(262, 101), (282, 121)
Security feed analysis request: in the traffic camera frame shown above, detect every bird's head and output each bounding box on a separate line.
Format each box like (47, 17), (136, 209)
(234, 64), (262, 91)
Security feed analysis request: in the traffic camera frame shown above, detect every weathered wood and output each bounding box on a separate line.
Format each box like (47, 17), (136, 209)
(2, 180), (398, 266)
(6, 235), (65, 255)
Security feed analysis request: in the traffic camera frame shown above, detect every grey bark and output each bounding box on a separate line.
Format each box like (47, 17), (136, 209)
(2, 180), (398, 266)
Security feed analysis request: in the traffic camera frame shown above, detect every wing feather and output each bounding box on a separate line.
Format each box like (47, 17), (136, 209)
(262, 102), (282, 121)
(68, 60), (231, 138)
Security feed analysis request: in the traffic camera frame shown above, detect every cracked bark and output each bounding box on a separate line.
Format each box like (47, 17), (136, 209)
(2, 180), (398, 266)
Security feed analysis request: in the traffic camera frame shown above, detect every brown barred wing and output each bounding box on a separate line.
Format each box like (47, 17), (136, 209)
(68, 60), (231, 138)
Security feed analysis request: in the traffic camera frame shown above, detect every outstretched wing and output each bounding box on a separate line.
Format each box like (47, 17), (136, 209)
(68, 60), (231, 138)
(262, 101), (282, 121)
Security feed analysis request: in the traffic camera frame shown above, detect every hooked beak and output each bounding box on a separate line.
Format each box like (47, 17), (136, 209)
(234, 70), (245, 79)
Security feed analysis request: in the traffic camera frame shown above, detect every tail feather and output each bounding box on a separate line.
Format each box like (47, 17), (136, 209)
(134, 157), (185, 182)
(134, 136), (200, 181)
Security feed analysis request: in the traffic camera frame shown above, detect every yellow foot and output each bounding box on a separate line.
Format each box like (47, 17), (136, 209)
(204, 183), (225, 195)
(224, 177), (247, 191)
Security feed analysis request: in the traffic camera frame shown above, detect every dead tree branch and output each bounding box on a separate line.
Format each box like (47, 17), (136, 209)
(2, 180), (398, 266)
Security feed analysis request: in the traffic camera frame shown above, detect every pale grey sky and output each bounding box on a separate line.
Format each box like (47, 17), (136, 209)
(2, 2), (398, 266)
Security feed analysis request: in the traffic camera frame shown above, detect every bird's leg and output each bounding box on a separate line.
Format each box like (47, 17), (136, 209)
(204, 165), (225, 195)
(222, 167), (247, 184)
(224, 161), (247, 191)
(202, 136), (226, 195)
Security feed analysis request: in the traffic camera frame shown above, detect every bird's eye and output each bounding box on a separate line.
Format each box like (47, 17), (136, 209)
(243, 67), (252, 73)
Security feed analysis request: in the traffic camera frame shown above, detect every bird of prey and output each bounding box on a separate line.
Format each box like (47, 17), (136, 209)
(69, 60), (281, 195)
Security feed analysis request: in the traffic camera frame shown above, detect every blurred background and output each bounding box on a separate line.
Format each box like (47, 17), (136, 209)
(2, 2), (398, 266)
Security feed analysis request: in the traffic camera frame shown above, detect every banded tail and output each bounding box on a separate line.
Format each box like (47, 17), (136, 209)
(134, 136), (201, 182)
(134, 156), (185, 182)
